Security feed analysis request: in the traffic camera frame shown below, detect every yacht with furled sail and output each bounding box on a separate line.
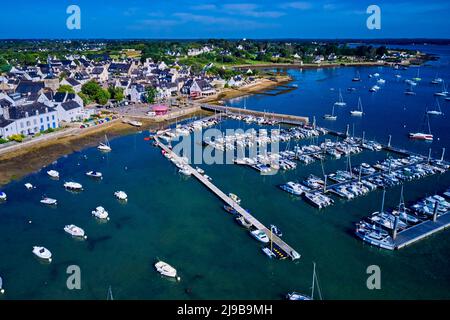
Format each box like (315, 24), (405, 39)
(97, 134), (112, 152)
(350, 97), (363, 116)
(286, 262), (322, 300)
(434, 80), (448, 97)
(409, 113), (433, 141)
(334, 89), (346, 106)
(427, 99), (443, 116)
(323, 104), (337, 120)
(404, 83), (416, 95)
(352, 70), (361, 82)
(431, 73), (443, 84)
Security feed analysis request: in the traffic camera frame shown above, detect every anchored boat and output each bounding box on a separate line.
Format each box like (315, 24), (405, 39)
(98, 135), (112, 152)
(64, 224), (87, 239)
(47, 170), (59, 179)
(64, 181), (83, 191)
(92, 206), (109, 220)
(32, 246), (52, 262)
(114, 191), (128, 201)
(40, 197), (57, 205)
(86, 171), (103, 178)
(155, 261), (180, 280)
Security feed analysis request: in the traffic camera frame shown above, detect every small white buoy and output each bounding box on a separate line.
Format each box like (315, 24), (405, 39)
(0, 288), (4, 294)
(48, 258), (52, 262)
(28, 220), (32, 224)
(124, 166), (128, 170)
(84, 235), (88, 239)
(176, 276), (181, 281)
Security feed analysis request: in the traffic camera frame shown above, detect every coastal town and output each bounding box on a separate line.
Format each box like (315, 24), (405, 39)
(0, 40), (430, 145)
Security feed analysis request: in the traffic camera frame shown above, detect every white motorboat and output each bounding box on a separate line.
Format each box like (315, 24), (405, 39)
(86, 171), (103, 178)
(0, 191), (6, 201)
(229, 193), (241, 204)
(155, 261), (180, 280)
(32, 246), (52, 262)
(114, 191), (128, 201)
(178, 166), (192, 176)
(92, 206), (109, 220)
(350, 97), (363, 116)
(40, 197), (57, 205)
(195, 167), (205, 174)
(250, 229), (270, 243)
(64, 224), (87, 239)
(47, 170), (59, 179)
(97, 135), (112, 152)
(64, 181), (83, 191)
(25, 183), (34, 190)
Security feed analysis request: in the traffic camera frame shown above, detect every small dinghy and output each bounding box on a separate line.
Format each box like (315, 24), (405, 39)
(269, 224), (283, 237)
(64, 181), (83, 191)
(0, 275), (4, 294)
(92, 206), (109, 220)
(86, 171), (103, 179)
(155, 261), (180, 280)
(262, 247), (276, 259)
(228, 193), (241, 204)
(64, 224), (87, 239)
(40, 197), (57, 205)
(47, 170), (59, 179)
(235, 215), (252, 229)
(32, 246), (52, 262)
(25, 183), (34, 190)
(0, 191), (6, 201)
(114, 191), (128, 201)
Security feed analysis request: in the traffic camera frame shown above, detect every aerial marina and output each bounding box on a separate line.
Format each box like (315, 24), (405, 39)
(1, 38), (450, 301)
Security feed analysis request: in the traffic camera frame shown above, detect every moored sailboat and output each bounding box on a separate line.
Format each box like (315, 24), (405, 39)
(350, 97), (363, 116)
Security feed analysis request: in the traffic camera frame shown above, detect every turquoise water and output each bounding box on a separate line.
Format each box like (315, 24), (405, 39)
(1, 46), (450, 300)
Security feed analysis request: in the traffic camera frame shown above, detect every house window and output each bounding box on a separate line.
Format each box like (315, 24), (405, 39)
(40, 125), (44, 131)
(40, 118), (43, 123)
(47, 116), (49, 121)
(52, 122), (56, 128)
(52, 115), (55, 120)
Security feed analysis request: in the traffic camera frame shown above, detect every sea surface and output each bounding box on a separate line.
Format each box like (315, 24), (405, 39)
(1, 44), (450, 299)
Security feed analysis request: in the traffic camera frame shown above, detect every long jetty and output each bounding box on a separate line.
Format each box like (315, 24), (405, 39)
(201, 104), (309, 126)
(154, 136), (301, 261)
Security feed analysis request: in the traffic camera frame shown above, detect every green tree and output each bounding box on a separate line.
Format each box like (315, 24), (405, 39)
(144, 86), (157, 103)
(57, 85), (75, 94)
(81, 80), (102, 97)
(95, 89), (111, 105)
(108, 86), (125, 101)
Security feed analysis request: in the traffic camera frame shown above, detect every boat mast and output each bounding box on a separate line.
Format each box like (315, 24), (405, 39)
(380, 189), (386, 213)
(311, 262), (316, 300)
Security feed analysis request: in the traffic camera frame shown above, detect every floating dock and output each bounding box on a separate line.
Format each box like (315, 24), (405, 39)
(394, 212), (450, 249)
(154, 137), (301, 261)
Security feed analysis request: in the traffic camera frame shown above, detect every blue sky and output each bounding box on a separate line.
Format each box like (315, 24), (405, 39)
(1, 0), (449, 39)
